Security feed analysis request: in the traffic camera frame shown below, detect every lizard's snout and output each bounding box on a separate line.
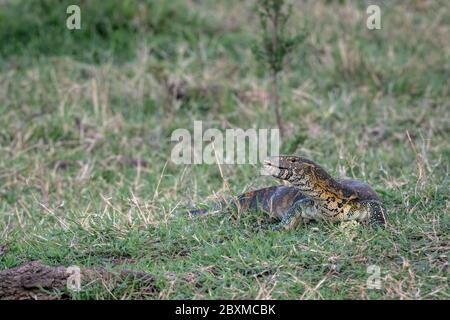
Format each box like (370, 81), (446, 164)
(263, 157), (281, 177)
(263, 156), (281, 167)
(263, 157), (294, 181)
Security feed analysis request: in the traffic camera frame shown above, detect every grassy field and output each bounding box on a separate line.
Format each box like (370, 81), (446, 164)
(0, 0), (449, 299)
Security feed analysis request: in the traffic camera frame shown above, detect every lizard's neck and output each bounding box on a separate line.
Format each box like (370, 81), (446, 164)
(292, 169), (364, 221)
(290, 168), (356, 207)
(293, 180), (342, 203)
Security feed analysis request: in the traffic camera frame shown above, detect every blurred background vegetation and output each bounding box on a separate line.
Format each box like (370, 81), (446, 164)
(0, 0), (448, 299)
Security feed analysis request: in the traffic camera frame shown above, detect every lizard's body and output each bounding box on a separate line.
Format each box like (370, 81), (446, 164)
(188, 156), (387, 229)
(189, 185), (307, 219)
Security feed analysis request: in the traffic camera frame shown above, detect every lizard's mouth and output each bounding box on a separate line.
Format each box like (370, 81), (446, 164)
(263, 161), (281, 176)
(263, 158), (292, 180)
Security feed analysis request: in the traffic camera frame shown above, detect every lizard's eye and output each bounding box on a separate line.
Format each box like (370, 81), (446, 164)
(289, 158), (297, 163)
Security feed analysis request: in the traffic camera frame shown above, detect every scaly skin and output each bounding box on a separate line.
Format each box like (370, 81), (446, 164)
(264, 156), (387, 228)
(188, 156), (387, 229)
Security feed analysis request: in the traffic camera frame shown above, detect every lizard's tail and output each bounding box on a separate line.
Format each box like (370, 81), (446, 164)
(187, 208), (210, 215)
(185, 186), (285, 217)
(186, 197), (238, 216)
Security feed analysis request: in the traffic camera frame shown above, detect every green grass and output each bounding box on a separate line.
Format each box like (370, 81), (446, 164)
(0, 0), (449, 299)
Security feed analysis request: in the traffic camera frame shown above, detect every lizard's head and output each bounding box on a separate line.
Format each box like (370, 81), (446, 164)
(263, 155), (332, 188)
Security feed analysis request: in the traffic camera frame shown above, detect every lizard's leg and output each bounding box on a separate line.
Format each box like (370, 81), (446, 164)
(358, 200), (387, 226)
(271, 198), (316, 231)
(346, 200), (387, 226)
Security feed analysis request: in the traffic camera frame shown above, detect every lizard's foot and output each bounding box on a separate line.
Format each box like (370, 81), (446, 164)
(270, 198), (315, 231)
(357, 200), (387, 226)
